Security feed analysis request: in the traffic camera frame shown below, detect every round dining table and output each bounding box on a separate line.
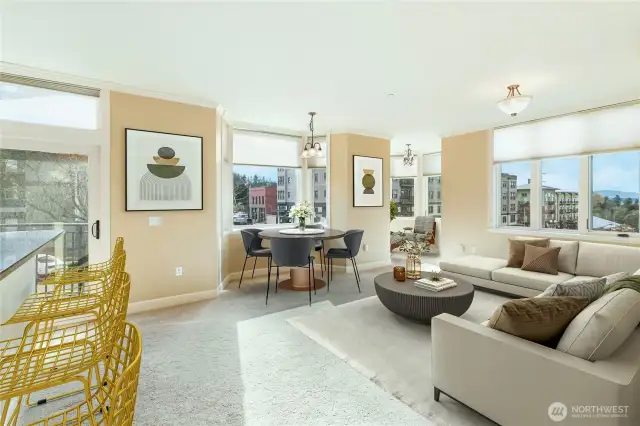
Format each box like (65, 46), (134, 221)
(258, 228), (346, 291)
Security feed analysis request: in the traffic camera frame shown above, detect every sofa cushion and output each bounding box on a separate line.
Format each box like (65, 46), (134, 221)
(507, 238), (550, 268)
(557, 289), (640, 361)
(488, 296), (590, 344)
(491, 267), (573, 291)
(439, 255), (507, 280)
(575, 242), (640, 277)
(539, 277), (606, 304)
(521, 244), (561, 275)
(549, 240), (579, 274)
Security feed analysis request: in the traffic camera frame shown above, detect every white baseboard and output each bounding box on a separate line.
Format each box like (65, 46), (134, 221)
(128, 289), (218, 315)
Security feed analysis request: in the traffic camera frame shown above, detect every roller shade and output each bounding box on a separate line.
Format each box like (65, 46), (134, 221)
(391, 156), (417, 177)
(0, 73), (100, 97)
(422, 152), (441, 175)
(305, 137), (327, 168)
(494, 102), (640, 163)
(233, 130), (302, 168)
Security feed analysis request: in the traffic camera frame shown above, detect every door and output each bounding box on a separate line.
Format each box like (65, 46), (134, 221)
(0, 128), (107, 270)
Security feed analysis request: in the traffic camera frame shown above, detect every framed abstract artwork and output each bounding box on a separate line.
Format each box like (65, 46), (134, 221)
(125, 128), (203, 211)
(353, 155), (383, 207)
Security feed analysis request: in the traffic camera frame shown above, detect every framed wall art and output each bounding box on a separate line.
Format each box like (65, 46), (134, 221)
(353, 155), (383, 207)
(125, 128), (203, 211)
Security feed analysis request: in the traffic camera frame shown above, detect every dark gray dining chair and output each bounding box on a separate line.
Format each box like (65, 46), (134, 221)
(326, 229), (364, 292)
(268, 238), (316, 306)
(239, 229), (272, 288)
(306, 223), (325, 276)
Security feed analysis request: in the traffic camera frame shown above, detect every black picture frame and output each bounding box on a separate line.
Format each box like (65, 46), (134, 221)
(125, 128), (204, 212)
(353, 155), (384, 207)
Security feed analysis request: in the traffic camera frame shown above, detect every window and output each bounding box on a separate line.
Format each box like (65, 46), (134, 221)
(314, 190), (318, 200)
(540, 157), (580, 230)
(390, 178), (415, 217)
(498, 161), (531, 227)
(502, 216), (507, 224)
(0, 81), (99, 129)
(591, 151), (639, 233)
(314, 174), (318, 183)
(428, 206), (433, 214)
(309, 167), (328, 224)
(287, 177), (291, 184)
(425, 175), (442, 218)
(233, 165), (286, 226)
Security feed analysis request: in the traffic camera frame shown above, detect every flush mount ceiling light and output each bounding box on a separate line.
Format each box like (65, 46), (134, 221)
(301, 112), (324, 158)
(403, 144), (414, 166)
(497, 84), (532, 117)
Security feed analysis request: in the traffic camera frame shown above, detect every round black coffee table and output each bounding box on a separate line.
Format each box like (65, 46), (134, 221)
(374, 272), (474, 324)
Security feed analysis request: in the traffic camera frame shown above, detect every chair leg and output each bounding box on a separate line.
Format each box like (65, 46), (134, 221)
(239, 255), (249, 288)
(266, 264), (273, 305)
(307, 261), (312, 306)
(252, 257), (258, 278)
(311, 258), (316, 294)
(276, 266), (279, 293)
(267, 256), (272, 288)
(351, 257), (361, 293)
(319, 246), (324, 278)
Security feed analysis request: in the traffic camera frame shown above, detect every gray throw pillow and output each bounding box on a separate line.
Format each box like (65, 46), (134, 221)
(539, 277), (606, 304)
(603, 272), (629, 287)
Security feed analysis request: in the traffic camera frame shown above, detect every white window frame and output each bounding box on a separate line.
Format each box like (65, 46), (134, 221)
(492, 150), (640, 241)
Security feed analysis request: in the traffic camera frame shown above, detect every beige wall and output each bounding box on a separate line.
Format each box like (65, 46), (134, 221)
(110, 91), (219, 303)
(330, 133), (390, 264)
(440, 129), (640, 261)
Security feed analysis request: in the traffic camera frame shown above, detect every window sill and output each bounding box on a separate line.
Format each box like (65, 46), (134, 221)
(228, 223), (328, 235)
(488, 227), (640, 244)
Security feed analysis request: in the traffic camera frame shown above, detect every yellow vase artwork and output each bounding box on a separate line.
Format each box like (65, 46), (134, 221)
(362, 169), (376, 194)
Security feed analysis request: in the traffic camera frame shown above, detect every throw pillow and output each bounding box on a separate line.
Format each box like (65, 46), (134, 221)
(539, 277), (606, 304)
(557, 289), (640, 361)
(603, 272), (629, 287)
(507, 238), (550, 268)
(488, 296), (589, 344)
(521, 244), (561, 275)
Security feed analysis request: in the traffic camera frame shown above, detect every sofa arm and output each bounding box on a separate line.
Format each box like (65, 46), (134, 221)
(431, 314), (637, 426)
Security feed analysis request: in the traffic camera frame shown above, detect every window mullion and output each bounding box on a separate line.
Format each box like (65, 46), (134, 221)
(579, 155), (590, 233)
(529, 161), (541, 230)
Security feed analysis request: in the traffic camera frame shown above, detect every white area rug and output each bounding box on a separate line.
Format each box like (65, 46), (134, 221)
(236, 301), (431, 426)
(288, 291), (510, 426)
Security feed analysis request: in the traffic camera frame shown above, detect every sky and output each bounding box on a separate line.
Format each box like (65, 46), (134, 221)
(501, 152), (640, 194)
(233, 165), (278, 182)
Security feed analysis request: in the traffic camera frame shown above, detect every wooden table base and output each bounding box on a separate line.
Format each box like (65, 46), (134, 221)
(277, 267), (326, 291)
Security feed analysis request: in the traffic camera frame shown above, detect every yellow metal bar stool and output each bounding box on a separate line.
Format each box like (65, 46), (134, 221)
(0, 271), (131, 425)
(3, 252), (126, 326)
(27, 321), (142, 426)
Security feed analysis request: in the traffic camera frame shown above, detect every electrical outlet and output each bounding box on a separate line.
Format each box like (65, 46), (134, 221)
(176, 267), (183, 276)
(363, 244), (369, 252)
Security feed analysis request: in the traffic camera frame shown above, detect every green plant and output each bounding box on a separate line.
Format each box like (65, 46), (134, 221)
(430, 271), (442, 282)
(390, 200), (398, 221)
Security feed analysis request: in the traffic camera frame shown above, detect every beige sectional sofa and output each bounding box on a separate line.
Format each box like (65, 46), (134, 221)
(434, 239), (640, 425)
(440, 239), (640, 297)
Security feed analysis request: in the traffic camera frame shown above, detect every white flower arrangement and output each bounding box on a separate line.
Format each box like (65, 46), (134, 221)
(289, 201), (314, 220)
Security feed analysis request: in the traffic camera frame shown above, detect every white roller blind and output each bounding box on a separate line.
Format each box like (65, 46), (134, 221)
(494, 102), (640, 163)
(306, 137), (327, 168)
(233, 131), (301, 167)
(391, 156), (417, 177)
(0, 73), (100, 97)
(422, 152), (441, 175)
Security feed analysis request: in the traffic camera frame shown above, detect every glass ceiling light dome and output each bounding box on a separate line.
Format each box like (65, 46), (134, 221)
(301, 112), (324, 158)
(497, 84), (532, 117)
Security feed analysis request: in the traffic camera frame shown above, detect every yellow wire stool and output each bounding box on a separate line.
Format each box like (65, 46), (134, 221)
(38, 237), (125, 290)
(3, 252), (127, 326)
(27, 321), (142, 426)
(0, 271), (131, 425)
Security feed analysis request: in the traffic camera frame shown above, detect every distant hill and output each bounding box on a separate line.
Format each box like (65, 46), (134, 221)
(594, 190), (638, 200)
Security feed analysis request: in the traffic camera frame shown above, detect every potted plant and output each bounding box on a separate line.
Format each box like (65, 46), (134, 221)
(390, 200), (398, 221)
(399, 237), (430, 279)
(289, 201), (314, 231)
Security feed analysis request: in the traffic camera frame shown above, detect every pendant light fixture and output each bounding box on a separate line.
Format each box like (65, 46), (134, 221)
(301, 112), (324, 158)
(497, 84), (532, 117)
(403, 144), (414, 166)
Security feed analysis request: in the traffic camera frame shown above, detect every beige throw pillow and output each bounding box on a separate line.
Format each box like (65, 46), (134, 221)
(521, 244), (561, 275)
(488, 296), (589, 344)
(507, 238), (550, 268)
(557, 289), (640, 361)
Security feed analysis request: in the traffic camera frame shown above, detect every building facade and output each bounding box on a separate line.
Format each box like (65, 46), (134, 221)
(248, 185), (277, 224)
(510, 180), (579, 229)
(311, 168), (327, 223)
(500, 173), (518, 225)
(426, 176), (442, 217)
(391, 178), (415, 217)
(277, 168), (297, 223)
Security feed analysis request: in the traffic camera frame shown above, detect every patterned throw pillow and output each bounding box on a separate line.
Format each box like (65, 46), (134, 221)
(603, 272), (629, 288)
(521, 244), (561, 275)
(539, 277), (606, 304)
(507, 238), (550, 268)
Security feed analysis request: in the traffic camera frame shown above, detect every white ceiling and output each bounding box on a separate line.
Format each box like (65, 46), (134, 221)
(2, 1), (640, 149)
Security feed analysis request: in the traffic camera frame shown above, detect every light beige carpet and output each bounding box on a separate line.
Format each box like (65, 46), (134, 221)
(288, 290), (510, 426)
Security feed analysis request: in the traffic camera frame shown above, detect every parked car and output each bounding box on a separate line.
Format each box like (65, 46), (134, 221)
(233, 213), (249, 225)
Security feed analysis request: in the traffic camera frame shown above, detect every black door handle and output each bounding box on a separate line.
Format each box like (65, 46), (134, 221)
(91, 220), (100, 240)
